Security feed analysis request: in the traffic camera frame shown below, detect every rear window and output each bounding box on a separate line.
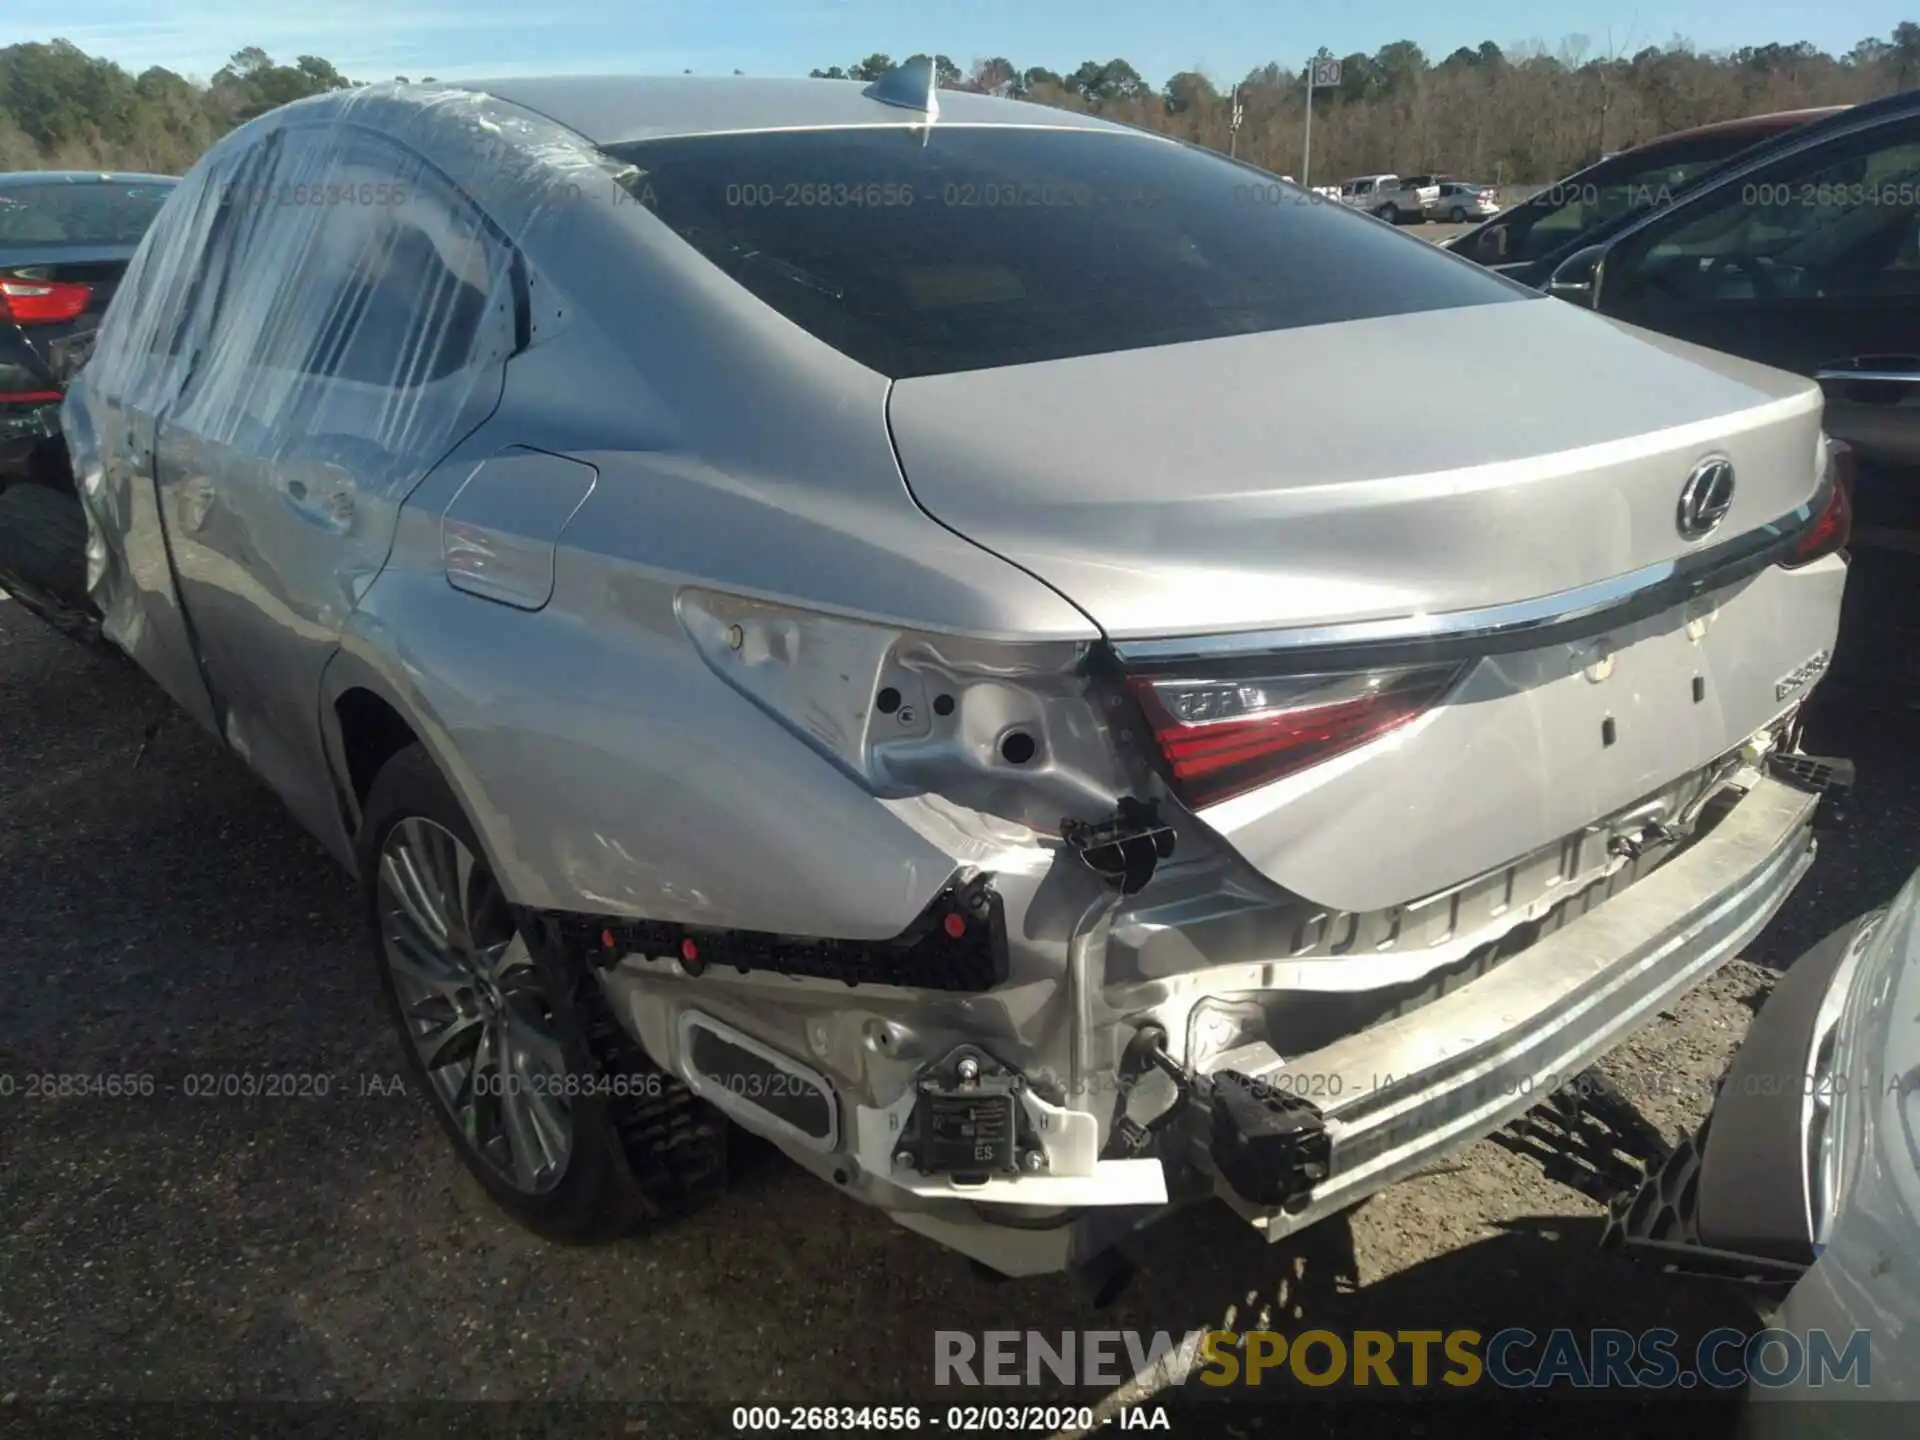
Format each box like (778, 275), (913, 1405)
(604, 127), (1528, 378)
(0, 180), (173, 248)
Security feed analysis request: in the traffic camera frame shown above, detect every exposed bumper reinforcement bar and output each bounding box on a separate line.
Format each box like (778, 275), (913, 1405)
(1202, 774), (1820, 1239)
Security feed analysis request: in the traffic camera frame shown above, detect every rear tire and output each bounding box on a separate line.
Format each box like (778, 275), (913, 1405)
(359, 743), (726, 1241)
(1375, 203), (1399, 223)
(1449, 206), (1468, 223)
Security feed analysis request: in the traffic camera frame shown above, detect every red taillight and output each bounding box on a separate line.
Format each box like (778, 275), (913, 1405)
(1785, 444), (1854, 568)
(1125, 663), (1463, 809)
(0, 277), (92, 325)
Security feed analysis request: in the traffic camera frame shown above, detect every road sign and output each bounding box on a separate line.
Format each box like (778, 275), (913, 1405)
(1302, 56), (1340, 191)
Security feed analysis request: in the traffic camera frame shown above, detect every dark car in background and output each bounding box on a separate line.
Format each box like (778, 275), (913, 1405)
(1445, 108), (1845, 288)
(1565, 88), (1920, 705)
(0, 171), (175, 631)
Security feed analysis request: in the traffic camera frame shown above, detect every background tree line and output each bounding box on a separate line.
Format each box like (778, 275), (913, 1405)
(0, 44), (391, 172)
(3, 27), (1918, 182)
(819, 27), (1920, 184)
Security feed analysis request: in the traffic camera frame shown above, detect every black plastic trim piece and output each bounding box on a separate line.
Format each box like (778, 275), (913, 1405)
(1208, 1070), (1331, 1212)
(541, 872), (1008, 992)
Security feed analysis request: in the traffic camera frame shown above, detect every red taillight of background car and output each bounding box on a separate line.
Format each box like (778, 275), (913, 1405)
(1784, 443), (1854, 568)
(1125, 662), (1464, 808)
(0, 277), (92, 325)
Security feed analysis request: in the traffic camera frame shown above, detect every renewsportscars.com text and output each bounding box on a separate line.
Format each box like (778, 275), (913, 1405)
(935, 1327), (1871, 1390)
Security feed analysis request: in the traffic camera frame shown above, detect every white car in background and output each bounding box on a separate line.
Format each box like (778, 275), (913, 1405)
(1610, 853), (1917, 1427)
(1424, 181), (1502, 223)
(1335, 173), (1440, 223)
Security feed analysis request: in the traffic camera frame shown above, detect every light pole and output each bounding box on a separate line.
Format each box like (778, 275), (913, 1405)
(1301, 69), (1313, 189)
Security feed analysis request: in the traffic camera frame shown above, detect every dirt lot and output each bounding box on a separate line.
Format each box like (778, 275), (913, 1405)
(1, 597), (1916, 1425)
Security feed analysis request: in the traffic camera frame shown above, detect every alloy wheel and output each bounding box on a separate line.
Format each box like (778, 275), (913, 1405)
(376, 816), (573, 1194)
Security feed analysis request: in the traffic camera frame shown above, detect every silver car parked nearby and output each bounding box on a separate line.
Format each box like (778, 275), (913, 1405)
(65, 60), (1855, 1282)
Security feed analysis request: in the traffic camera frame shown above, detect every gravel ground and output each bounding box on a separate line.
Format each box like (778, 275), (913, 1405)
(1, 597), (1914, 1423)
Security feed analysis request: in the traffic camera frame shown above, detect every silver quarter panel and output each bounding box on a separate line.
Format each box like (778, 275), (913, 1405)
(329, 175), (1106, 933)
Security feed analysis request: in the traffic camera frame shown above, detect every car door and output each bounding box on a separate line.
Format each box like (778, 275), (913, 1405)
(63, 145), (279, 733)
(1595, 111), (1920, 697)
(154, 121), (521, 845)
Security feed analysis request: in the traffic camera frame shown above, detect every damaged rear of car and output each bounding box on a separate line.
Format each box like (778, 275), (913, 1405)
(66, 65), (1851, 1282)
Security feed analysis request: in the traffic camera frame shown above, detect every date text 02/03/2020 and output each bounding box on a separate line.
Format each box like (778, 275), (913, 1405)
(1051, 1063), (1884, 1108)
(730, 1406), (1170, 1432)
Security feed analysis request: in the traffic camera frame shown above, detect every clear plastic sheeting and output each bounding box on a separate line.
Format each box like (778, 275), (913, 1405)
(63, 82), (628, 687)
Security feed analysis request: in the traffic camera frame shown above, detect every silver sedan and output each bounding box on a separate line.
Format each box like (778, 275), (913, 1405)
(1424, 180), (1503, 222)
(65, 60), (1852, 1282)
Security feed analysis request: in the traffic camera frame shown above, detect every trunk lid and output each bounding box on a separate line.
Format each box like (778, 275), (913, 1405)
(889, 299), (1842, 912)
(887, 296), (1824, 641)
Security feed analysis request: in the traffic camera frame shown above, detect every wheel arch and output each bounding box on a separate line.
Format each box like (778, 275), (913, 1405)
(318, 642), (516, 889)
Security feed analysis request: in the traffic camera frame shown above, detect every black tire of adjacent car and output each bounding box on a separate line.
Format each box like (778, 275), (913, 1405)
(0, 481), (114, 651)
(1375, 203), (1399, 222)
(358, 743), (727, 1242)
(1449, 205), (1468, 223)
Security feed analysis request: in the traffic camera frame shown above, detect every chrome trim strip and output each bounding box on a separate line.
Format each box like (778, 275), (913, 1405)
(1815, 368), (1920, 386)
(598, 121), (1160, 146)
(1110, 497), (1820, 669)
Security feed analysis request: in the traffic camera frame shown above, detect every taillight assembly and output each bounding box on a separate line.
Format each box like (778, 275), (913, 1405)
(0, 277), (92, 325)
(1784, 441), (1854, 569)
(1125, 662), (1464, 809)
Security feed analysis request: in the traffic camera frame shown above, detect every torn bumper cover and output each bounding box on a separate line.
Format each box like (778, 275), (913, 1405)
(556, 766), (1821, 1275)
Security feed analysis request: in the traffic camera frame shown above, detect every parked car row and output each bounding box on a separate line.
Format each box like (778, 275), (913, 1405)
(1322, 172), (1501, 223)
(0, 66), (1910, 1426)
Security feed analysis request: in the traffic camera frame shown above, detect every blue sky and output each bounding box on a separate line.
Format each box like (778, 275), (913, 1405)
(2, 0), (1911, 87)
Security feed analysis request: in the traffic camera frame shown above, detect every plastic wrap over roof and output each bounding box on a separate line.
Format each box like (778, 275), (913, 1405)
(415, 73), (1135, 145)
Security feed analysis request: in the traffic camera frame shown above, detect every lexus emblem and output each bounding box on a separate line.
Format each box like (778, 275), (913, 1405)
(1677, 457), (1736, 540)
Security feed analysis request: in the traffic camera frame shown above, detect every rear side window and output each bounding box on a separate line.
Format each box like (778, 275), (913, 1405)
(1605, 120), (1920, 306)
(1490, 140), (1764, 264)
(0, 181), (173, 248)
(606, 127), (1527, 378)
(167, 123), (517, 498)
